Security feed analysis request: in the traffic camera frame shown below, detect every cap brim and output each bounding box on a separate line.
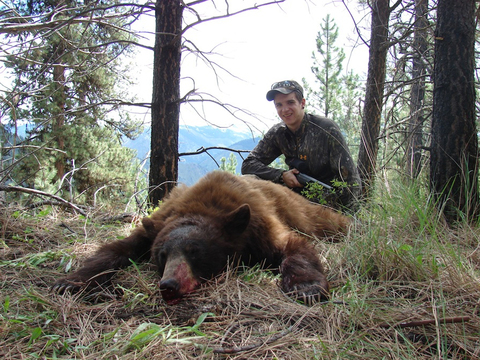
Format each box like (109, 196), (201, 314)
(266, 88), (294, 101)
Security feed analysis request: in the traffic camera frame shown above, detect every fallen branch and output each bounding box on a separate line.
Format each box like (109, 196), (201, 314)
(380, 316), (471, 329)
(0, 185), (87, 216)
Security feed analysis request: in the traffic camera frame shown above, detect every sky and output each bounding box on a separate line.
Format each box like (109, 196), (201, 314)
(130, 0), (371, 136)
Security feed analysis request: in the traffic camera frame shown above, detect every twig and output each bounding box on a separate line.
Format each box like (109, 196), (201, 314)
(379, 316), (471, 329)
(179, 146), (251, 157)
(59, 222), (77, 235)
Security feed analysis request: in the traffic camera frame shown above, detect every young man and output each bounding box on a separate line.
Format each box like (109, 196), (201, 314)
(241, 80), (361, 211)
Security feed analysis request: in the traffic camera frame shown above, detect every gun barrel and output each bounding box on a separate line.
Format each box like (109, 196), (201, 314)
(296, 173), (332, 189)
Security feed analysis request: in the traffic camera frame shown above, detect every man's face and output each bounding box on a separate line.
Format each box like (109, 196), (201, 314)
(273, 92), (306, 132)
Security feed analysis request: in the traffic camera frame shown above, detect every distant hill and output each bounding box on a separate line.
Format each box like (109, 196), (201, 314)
(11, 124), (259, 186)
(123, 125), (260, 185)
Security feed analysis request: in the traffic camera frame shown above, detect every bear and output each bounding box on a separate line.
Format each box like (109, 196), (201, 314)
(52, 171), (351, 304)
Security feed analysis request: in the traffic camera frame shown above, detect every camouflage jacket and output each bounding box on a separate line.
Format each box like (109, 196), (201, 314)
(241, 113), (361, 209)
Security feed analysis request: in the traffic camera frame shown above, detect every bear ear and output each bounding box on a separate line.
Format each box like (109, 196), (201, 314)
(142, 217), (158, 239)
(225, 204), (250, 235)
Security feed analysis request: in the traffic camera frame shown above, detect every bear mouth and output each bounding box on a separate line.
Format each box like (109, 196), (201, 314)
(160, 286), (183, 305)
(159, 281), (199, 305)
(159, 278), (184, 304)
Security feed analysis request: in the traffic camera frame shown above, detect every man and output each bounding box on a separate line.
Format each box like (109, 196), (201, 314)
(241, 80), (361, 211)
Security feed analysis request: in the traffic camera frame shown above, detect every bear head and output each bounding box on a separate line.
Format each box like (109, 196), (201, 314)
(150, 204), (251, 304)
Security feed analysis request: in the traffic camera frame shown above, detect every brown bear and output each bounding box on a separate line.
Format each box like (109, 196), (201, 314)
(52, 171), (351, 304)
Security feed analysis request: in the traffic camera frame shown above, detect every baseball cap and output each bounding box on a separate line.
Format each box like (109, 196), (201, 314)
(266, 80), (304, 101)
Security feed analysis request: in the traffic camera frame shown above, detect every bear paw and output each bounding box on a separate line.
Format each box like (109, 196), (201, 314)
(283, 282), (330, 305)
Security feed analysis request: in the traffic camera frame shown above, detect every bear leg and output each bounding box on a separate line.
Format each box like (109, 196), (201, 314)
(279, 235), (330, 305)
(52, 228), (153, 295)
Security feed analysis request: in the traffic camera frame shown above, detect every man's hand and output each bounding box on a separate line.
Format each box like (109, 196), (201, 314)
(282, 169), (303, 188)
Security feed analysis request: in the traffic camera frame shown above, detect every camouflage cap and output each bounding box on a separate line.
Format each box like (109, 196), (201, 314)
(266, 80), (304, 101)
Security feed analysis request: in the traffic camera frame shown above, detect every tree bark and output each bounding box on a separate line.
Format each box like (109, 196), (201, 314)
(149, 0), (183, 205)
(357, 0), (390, 196)
(405, 0), (428, 179)
(430, 0), (478, 223)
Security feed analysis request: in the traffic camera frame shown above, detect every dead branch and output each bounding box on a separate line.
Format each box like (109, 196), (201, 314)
(0, 184), (87, 216)
(1, 145), (67, 154)
(181, 0), (286, 37)
(0, 3), (150, 34)
(179, 146), (251, 157)
(179, 146), (251, 168)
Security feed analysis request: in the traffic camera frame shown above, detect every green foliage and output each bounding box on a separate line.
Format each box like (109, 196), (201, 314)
(13, 125), (141, 203)
(0, 250), (65, 269)
(269, 154), (289, 171)
(300, 179), (351, 207)
(238, 264), (279, 283)
(219, 153), (238, 174)
(301, 181), (330, 205)
(125, 313), (214, 352)
(342, 177), (447, 283)
(307, 14), (345, 119)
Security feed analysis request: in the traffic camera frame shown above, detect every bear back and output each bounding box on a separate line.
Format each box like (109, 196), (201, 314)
(147, 172), (350, 250)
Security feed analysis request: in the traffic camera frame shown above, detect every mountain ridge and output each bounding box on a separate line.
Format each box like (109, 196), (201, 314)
(124, 125), (260, 185)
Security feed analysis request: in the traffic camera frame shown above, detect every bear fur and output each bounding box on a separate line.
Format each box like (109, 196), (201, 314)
(52, 171), (351, 304)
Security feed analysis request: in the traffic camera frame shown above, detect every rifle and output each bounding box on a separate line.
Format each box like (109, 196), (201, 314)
(295, 173), (332, 190)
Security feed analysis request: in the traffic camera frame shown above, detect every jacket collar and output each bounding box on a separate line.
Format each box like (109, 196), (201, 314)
(285, 113), (309, 137)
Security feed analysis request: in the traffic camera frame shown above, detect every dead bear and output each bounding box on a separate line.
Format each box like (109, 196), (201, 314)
(52, 171), (351, 304)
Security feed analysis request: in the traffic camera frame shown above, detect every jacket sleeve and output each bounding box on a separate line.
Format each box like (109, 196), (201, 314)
(241, 127), (285, 183)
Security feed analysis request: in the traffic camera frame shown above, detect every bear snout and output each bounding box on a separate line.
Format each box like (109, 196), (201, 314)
(159, 254), (201, 304)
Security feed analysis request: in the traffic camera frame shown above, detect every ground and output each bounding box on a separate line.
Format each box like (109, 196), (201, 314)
(0, 201), (479, 359)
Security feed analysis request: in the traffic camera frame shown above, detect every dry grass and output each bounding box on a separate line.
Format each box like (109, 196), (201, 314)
(1, 184), (480, 359)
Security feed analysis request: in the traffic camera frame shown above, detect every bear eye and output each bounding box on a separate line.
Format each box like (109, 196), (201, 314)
(184, 243), (200, 257)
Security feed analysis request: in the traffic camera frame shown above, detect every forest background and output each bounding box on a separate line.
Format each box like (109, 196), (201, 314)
(1, 0), (478, 223)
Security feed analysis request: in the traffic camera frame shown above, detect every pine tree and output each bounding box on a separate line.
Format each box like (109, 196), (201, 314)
(4, 0), (142, 203)
(307, 15), (345, 120)
(304, 15), (362, 148)
(219, 153), (238, 175)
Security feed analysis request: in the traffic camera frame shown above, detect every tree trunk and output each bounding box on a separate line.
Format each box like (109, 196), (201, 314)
(357, 0), (390, 195)
(149, 0), (183, 205)
(430, 0), (478, 223)
(405, 0), (428, 179)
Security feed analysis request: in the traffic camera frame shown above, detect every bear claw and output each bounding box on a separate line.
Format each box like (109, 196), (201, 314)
(50, 279), (84, 295)
(285, 283), (330, 305)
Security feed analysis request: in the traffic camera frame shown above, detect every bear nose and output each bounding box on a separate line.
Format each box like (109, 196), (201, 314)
(159, 278), (180, 303)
